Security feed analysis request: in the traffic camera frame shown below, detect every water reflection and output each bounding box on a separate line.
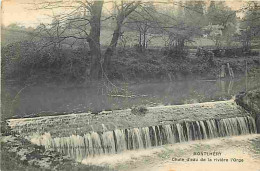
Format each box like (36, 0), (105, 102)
(4, 76), (260, 117)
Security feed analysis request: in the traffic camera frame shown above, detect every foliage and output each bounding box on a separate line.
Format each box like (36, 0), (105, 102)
(240, 2), (260, 36)
(107, 48), (217, 81)
(0, 120), (12, 136)
(2, 40), (90, 84)
(250, 137), (260, 156)
(248, 67), (260, 78)
(207, 1), (236, 27)
(3, 38), (259, 86)
(205, 1), (237, 47)
(203, 24), (224, 47)
(239, 2), (260, 50)
(184, 1), (207, 26)
(156, 1), (207, 57)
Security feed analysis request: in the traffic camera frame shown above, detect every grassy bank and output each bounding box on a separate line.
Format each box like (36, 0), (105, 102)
(2, 40), (260, 86)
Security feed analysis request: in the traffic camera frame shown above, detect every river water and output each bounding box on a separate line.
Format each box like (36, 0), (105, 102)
(3, 76), (260, 117)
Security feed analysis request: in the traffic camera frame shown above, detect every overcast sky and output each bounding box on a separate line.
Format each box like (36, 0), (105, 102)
(1, 0), (247, 28)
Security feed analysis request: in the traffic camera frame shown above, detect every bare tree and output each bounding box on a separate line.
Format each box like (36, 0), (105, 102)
(151, 2), (205, 57)
(32, 0), (141, 80)
(87, 1), (104, 79)
(124, 3), (159, 52)
(103, 0), (141, 71)
(32, 0), (104, 80)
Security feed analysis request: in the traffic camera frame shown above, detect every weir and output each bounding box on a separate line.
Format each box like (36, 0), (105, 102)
(31, 116), (257, 161)
(7, 100), (259, 162)
(8, 100), (252, 136)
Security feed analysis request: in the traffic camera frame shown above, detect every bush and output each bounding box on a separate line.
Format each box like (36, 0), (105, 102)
(131, 105), (148, 116)
(2, 40), (91, 84)
(108, 49), (166, 80)
(0, 120), (12, 136)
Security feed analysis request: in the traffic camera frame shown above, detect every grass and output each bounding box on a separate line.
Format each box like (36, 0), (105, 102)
(158, 147), (175, 159)
(1, 28), (35, 47)
(1, 28), (218, 48)
(187, 38), (215, 47)
(250, 137), (260, 156)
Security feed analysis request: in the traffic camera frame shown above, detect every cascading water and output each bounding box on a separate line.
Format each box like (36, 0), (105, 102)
(32, 116), (257, 161)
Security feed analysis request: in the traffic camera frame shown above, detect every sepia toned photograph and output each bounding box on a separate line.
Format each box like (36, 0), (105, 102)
(1, 0), (260, 170)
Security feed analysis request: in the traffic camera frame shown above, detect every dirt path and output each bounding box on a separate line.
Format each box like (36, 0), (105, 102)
(82, 134), (260, 171)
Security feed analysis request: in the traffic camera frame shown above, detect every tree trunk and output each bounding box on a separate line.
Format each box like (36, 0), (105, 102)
(88, 1), (104, 80)
(103, 16), (123, 72)
(139, 30), (142, 48)
(143, 31), (146, 51)
(103, 2), (140, 72)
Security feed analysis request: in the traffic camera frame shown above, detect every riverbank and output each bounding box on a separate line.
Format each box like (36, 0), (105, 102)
(235, 88), (260, 133)
(2, 42), (260, 86)
(0, 135), (112, 171)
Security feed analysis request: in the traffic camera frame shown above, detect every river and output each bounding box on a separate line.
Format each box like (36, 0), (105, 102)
(3, 75), (260, 118)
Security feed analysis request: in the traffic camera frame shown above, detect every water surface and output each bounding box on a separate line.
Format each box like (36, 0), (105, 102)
(4, 76), (259, 117)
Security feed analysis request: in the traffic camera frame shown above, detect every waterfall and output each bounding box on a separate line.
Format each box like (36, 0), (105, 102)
(113, 129), (127, 153)
(32, 116), (257, 161)
(102, 131), (116, 154)
(141, 127), (152, 148)
(162, 125), (175, 144)
(199, 121), (208, 139)
(176, 123), (185, 142)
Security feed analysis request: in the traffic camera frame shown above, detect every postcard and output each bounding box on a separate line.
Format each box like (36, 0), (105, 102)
(1, 0), (260, 171)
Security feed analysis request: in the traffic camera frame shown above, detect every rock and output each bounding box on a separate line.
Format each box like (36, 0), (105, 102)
(235, 89), (260, 133)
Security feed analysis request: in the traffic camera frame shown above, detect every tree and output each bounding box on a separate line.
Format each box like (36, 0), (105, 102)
(87, 1), (104, 79)
(206, 1), (237, 46)
(207, 1), (236, 27)
(33, 0), (104, 80)
(125, 2), (158, 52)
(184, 1), (207, 27)
(33, 0), (140, 80)
(203, 24), (224, 47)
(239, 2), (260, 50)
(103, 1), (141, 71)
(155, 1), (206, 56)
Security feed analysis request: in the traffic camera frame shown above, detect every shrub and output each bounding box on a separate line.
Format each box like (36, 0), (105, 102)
(0, 120), (12, 136)
(2, 40), (91, 84)
(131, 105), (148, 116)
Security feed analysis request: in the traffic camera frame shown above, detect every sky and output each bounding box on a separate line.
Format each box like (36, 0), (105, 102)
(1, 0), (249, 28)
(1, 0), (55, 27)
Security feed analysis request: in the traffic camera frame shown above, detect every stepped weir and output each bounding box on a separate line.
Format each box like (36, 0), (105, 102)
(30, 116), (256, 161)
(8, 100), (258, 161)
